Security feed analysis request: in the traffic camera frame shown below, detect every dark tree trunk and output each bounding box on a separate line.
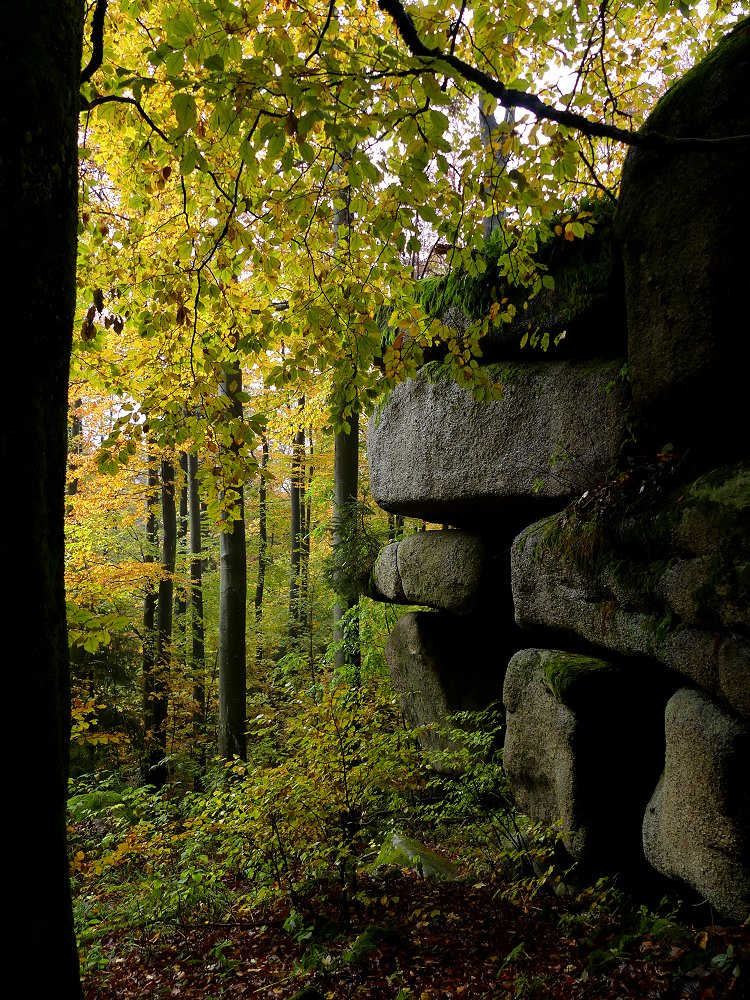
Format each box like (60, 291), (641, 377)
(148, 459), (177, 789)
(218, 364), (247, 760)
(1, 1), (84, 993)
(333, 415), (361, 678)
(142, 451), (160, 783)
(254, 434), (269, 665)
(187, 451), (206, 783)
(288, 402), (306, 647)
(173, 451), (189, 666)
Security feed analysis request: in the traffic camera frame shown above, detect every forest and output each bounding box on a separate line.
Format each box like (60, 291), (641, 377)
(1, 1), (748, 998)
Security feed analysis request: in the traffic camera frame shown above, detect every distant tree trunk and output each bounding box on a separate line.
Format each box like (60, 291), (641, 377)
(218, 363), (247, 760)
(2, 3), (84, 990)
(288, 399), (306, 647)
(187, 451), (206, 783)
(479, 90), (515, 238)
(388, 512), (405, 542)
(303, 427), (314, 658)
(147, 458), (176, 789)
(331, 153), (361, 679)
(254, 434), (269, 665)
(173, 451), (189, 667)
(333, 414), (361, 678)
(67, 400), (83, 512)
(142, 449), (159, 784)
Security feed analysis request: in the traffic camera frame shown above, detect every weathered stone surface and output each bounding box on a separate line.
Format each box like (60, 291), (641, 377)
(376, 833), (461, 881)
(614, 18), (750, 445)
(643, 688), (750, 923)
(371, 530), (491, 614)
(512, 505), (750, 720)
(503, 649), (664, 869)
(385, 611), (506, 757)
(368, 359), (628, 527)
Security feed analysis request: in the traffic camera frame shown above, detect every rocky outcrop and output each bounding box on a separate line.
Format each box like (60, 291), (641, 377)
(614, 17), (750, 449)
(365, 26), (750, 922)
(368, 359), (628, 527)
(643, 689), (750, 923)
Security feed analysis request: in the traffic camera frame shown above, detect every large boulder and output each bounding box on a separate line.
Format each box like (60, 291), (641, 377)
(511, 463), (750, 719)
(614, 18), (750, 449)
(502, 648), (665, 871)
(371, 529), (499, 614)
(385, 611), (507, 758)
(643, 688), (750, 923)
(368, 359), (628, 527)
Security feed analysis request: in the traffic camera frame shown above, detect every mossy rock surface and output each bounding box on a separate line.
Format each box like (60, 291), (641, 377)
(375, 833), (461, 881)
(541, 652), (617, 705)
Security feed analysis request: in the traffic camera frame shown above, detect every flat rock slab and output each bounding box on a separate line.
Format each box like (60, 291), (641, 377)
(368, 359), (628, 528)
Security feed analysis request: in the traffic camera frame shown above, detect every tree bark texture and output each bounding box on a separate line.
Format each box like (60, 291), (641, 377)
(333, 415), (361, 676)
(218, 365), (247, 760)
(0, 1), (84, 993)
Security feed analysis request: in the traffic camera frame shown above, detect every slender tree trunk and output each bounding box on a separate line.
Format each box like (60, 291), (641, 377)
(333, 414), (361, 678)
(303, 428), (314, 662)
(173, 451), (188, 666)
(148, 459), (176, 789)
(388, 512), (405, 542)
(187, 451), (206, 783)
(142, 451), (159, 784)
(218, 363), (247, 760)
(479, 90), (514, 238)
(1, 3), (84, 990)
(288, 400), (306, 647)
(331, 153), (362, 680)
(254, 434), (269, 665)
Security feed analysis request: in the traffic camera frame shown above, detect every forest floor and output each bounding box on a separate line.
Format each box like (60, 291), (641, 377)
(80, 868), (748, 1000)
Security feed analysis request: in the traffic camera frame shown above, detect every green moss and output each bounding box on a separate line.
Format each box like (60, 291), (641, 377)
(541, 652), (613, 703)
(683, 462), (750, 511)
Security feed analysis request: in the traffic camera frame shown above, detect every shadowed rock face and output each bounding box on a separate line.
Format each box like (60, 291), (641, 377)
(503, 649), (666, 872)
(643, 689), (750, 923)
(614, 18), (750, 451)
(385, 611), (509, 760)
(368, 359), (628, 528)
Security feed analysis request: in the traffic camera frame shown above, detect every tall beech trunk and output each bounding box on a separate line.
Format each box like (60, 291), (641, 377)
(331, 152), (361, 678)
(147, 459), (177, 789)
(1, 1), (84, 991)
(218, 364), (247, 760)
(141, 451), (159, 783)
(254, 434), (269, 665)
(288, 400), (307, 646)
(173, 451), (189, 666)
(187, 451), (206, 781)
(333, 414), (361, 677)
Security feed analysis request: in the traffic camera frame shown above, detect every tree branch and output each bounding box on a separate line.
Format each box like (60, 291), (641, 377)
(80, 0), (108, 84)
(377, 0), (750, 152)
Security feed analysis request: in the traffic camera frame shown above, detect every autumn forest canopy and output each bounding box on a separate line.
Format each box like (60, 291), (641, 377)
(53, 0), (750, 995)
